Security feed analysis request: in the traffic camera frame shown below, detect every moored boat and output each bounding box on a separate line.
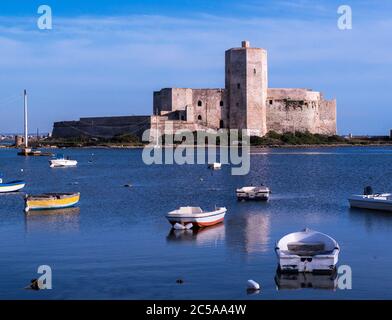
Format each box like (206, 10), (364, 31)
(0, 179), (26, 193)
(348, 186), (392, 212)
(166, 206), (227, 229)
(24, 192), (80, 212)
(208, 162), (221, 170)
(275, 228), (339, 274)
(49, 154), (78, 168)
(236, 186), (270, 201)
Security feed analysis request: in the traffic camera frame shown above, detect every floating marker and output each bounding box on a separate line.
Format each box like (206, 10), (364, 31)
(173, 223), (193, 230)
(247, 279), (260, 291)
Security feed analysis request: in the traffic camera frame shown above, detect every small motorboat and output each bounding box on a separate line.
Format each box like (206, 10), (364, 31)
(166, 206), (227, 229)
(236, 185), (270, 201)
(0, 179), (26, 193)
(24, 192), (80, 212)
(275, 228), (339, 274)
(208, 162), (221, 170)
(49, 154), (77, 168)
(348, 186), (392, 212)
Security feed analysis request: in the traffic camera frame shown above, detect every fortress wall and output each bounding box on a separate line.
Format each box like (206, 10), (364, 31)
(192, 89), (225, 129)
(267, 88), (321, 101)
(172, 88), (193, 111)
(318, 99), (337, 135)
(153, 88), (172, 115)
(266, 99), (319, 134)
(52, 116), (151, 139)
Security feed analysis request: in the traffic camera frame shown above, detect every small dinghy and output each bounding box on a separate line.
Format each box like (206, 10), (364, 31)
(208, 162), (221, 170)
(166, 206), (227, 229)
(0, 178), (26, 193)
(236, 185), (270, 201)
(275, 228), (339, 274)
(49, 154), (77, 168)
(348, 186), (392, 212)
(25, 192), (80, 212)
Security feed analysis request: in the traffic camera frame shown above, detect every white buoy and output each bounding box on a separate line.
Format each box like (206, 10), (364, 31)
(21, 169), (24, 172)
(173, 223), (193, 230)
(184, 223), (193, 230)
(247, 279), (260, 291)
(173, 223), (186, 230)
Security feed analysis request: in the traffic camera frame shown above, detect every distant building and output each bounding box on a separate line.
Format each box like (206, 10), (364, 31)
(14, 135), (24, 147)
(52, 116), (151, 140)
(52, 41), (337, 140)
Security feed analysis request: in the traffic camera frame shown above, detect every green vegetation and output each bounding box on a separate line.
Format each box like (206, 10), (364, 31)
(30, 131), (391, 148)
(250, 131), (389, 146)
(38, 133), (144, 148)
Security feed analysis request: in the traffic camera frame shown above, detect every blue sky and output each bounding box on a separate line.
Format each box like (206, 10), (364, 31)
(0, 0), (391, 134)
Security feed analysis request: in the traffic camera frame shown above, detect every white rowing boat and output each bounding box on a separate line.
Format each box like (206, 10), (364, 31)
(166, 206), (227, 229)
(275, 228), (339, 274)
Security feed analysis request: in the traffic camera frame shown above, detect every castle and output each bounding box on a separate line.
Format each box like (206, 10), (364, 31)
(52, 41), (336, 140)
(152, 40), (336, 138)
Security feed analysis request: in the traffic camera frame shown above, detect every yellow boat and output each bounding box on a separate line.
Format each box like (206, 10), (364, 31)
(24, 192), (80, 212)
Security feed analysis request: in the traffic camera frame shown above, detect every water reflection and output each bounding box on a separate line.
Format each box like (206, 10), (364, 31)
(24, 207), (80, 233)
(226, 210), (271, 254)
(349, 207), (392, 232)
(166, 224), (225, 246)
(275, 270), (338, 291)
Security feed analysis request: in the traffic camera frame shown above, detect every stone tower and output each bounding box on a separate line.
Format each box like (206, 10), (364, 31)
(225, 40), (268, 136)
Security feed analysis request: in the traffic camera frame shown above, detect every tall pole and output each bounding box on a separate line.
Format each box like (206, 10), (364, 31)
(24, 89), (28, 148)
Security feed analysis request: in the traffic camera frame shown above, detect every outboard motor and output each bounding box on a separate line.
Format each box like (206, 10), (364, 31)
(364, 186), (373, 195)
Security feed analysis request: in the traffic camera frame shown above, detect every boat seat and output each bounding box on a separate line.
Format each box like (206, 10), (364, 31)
(286, 242), (326, 256)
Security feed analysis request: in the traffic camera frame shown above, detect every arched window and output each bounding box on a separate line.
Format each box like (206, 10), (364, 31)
(220, 101), (224, 107)
(197, 100), (202, 107)
(219, 120), (224, 128)
(197, 115), (202, 121)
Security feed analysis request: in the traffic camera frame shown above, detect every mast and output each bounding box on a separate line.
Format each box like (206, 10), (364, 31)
(24, 89), (28, 148)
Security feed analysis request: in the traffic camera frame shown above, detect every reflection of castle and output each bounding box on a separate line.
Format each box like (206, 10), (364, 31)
(225, 211), (271, 254)
(152, 41), (336, 139)
(52, 41), (336, 140)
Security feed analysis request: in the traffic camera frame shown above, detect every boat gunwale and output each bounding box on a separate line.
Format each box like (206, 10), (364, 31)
(0, 180), (26, 187)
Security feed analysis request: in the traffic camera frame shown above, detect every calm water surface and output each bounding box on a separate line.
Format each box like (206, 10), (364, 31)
(0, 147), (392, 299)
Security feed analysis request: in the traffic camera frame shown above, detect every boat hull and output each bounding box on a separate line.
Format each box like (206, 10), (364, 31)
(349, 196), (392, 212)
(25, 193), (80, 211)
(49, 159), (78, 167)
(236, 192), (269, 201)
(276, 253), (338, 274)
(0, 181), (26, 193)
(166, 209), (226, 228)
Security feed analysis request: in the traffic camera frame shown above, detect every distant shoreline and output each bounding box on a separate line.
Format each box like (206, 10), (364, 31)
(3, 143), (392, 150)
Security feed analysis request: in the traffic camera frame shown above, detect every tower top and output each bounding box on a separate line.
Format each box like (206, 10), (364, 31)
(241, 40), (250, 48)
